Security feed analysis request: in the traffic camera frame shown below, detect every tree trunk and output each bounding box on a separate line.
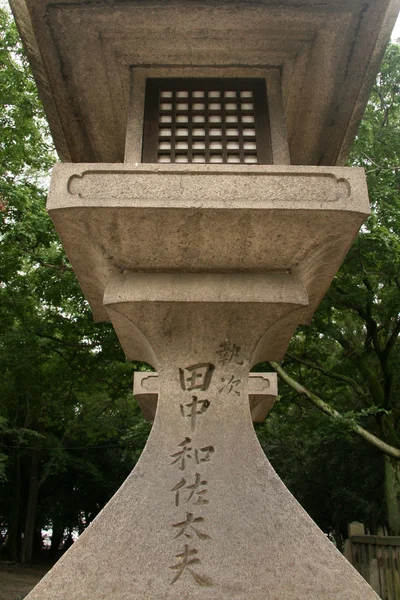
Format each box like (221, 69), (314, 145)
(50, 520), (65, 558)
(21, 449), (41, 563)
(8, 447), (21, 562)
(369, 512), (378, 535)
(32, 527), (43, 559)
(334, 514), (343, 553)
(384, 456), (400, 535)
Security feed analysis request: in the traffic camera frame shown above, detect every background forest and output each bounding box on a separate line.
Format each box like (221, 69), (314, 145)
(1, 6), (400, 565)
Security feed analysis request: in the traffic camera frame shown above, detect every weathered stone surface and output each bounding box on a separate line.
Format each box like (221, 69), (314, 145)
(24, 273), (380, 599)
(134, 371), (278, 422)
(48, 164), (369, 329)
(9, 0), (400, 165)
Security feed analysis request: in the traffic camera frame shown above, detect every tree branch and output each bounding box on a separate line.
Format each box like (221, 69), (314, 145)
(360, 151), (400, 173)
(383, 317), (400, 359)
(328, 286), (384, 360)
(269, 361), (400, 460)
(34, 332), (96, 350)
(285, 352), (369, 400)
(327, 288), (369, 320)
(35, 259), (73, 273)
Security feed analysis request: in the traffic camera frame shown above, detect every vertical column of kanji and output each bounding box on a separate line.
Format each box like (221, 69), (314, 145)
(163, 338), (249, 589)
(168, 362), (215, 587)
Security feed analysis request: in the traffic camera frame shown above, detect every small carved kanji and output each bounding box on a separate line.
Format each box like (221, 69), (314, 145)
(170, 544), (212, 586)
(172, 512), (211, 540)
(216, 340), (244, 366)
(218, 374), (241, 396)
(179, 363), (214, 392)
(180, 395), (211, 432)
(170, 437), (193, 471)
(170, 440), (215, 471)
(171, 473), (209, 507)
(195, 445), (215, 464)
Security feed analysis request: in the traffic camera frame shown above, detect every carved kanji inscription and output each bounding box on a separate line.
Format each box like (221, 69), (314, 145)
(172, 512), (211, 540)
(170, 544), (212, 586)
(171, 473), (209, 507)
(180, 363), (214, 392)
(180, 395), (211, 432)
(170, 438), (215, 471)
(216, 340), (244, 366)
(219, 375), (241, 396)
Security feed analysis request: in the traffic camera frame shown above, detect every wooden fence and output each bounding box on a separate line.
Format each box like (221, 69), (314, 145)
(346, 535), (400, 599)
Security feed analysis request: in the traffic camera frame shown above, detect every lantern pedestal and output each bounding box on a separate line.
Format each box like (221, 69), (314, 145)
(23, 164), (378, 599)
(26, 272), (378, 599)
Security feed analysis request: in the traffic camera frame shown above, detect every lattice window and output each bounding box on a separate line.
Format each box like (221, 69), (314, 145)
(142, 79), (272, 164)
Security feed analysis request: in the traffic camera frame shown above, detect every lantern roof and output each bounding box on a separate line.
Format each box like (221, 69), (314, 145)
(10, 0), (400, 165)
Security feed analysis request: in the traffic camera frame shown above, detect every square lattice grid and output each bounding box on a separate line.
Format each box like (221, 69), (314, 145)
(142, 79), (272, 164)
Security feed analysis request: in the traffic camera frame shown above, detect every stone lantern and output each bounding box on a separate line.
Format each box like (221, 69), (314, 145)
(10, 1), (399, 598)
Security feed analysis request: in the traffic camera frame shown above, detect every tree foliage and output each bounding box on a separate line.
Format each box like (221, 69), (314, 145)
(262, 42), (400, 537)
(0, 8), (151, 563)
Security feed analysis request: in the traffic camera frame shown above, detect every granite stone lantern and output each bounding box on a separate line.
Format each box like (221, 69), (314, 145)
(10, 1), (400, 598)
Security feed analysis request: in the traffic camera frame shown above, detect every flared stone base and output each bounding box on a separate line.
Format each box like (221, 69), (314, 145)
(25, 273), (379, 600)
(25, 422), (378, 599)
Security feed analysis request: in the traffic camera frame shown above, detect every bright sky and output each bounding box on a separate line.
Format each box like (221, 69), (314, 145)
(392, 14), (400, 40)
